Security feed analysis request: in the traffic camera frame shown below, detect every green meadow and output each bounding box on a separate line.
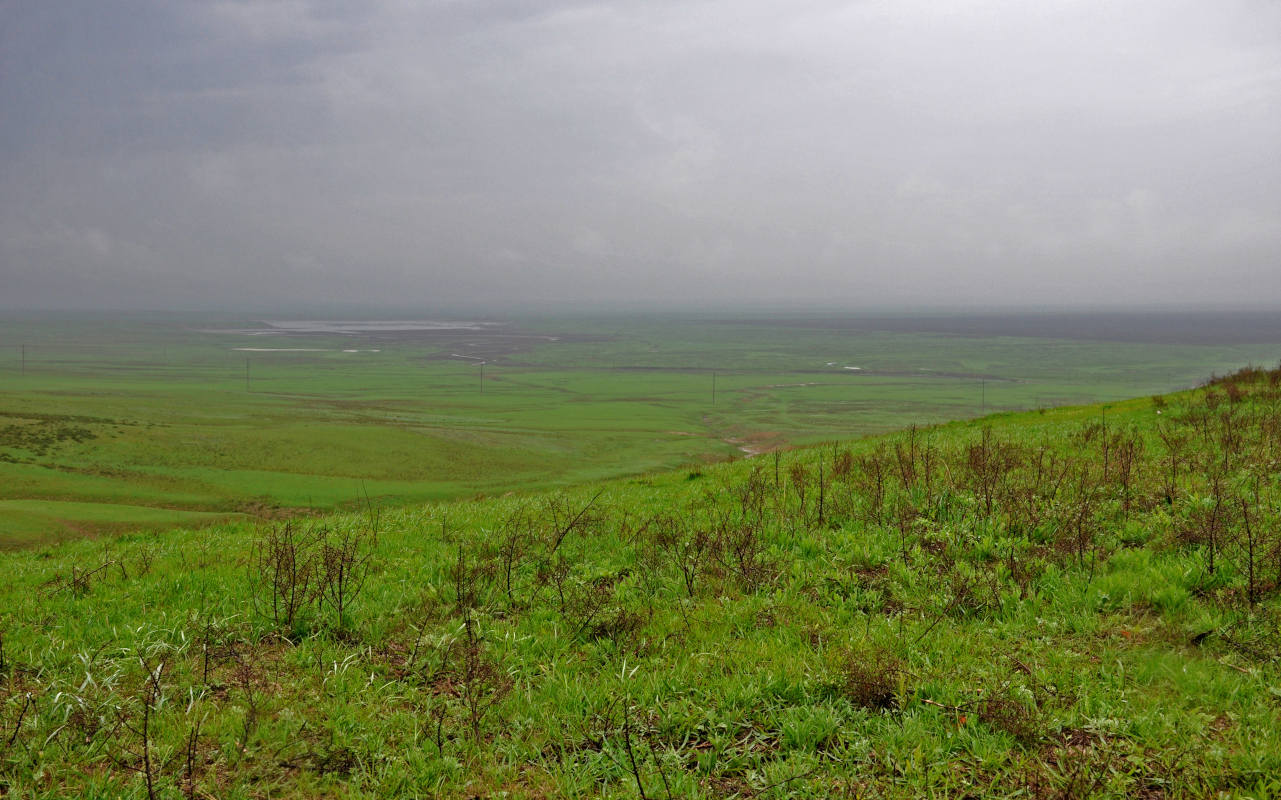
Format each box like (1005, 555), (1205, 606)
(2, 368), (1281, 797)
(2, 312), (1280, 544)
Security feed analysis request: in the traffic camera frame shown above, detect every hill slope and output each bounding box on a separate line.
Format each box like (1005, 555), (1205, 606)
(2, 370), (1281, 798)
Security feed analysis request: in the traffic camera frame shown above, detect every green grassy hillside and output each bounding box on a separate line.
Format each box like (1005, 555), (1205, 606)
(3, 369), (1281, 797)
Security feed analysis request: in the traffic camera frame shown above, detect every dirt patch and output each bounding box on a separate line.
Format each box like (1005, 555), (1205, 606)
(726, 431), (784, 456)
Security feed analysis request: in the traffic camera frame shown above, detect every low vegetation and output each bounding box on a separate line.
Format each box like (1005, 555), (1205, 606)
(2, 366), (1281, 797)
(5, 312), (1280, 543)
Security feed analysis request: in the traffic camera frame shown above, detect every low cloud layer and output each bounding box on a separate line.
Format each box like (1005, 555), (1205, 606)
(2, 0), (1279, 311)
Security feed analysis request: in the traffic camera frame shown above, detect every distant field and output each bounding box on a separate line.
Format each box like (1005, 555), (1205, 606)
(1, 310), (1279, 544)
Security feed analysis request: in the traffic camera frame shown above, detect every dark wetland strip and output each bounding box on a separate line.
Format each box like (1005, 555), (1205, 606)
(715, 310), (1281, 345)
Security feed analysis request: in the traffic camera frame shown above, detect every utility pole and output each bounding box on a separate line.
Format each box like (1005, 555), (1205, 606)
(245, 356), (250, 392)
(479, 362), (485, 394)
(20, 344), (25, 376)
(712, 371), (717, 405)
(980, 379), (986, 415)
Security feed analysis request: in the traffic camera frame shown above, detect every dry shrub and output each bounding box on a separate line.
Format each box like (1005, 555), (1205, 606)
(978, 689), (1042, 745)
(839, 649), (903, 711)
(833, 449), (854, 478)
(319, 527), (375, 629)
(249, 523), (321, 632)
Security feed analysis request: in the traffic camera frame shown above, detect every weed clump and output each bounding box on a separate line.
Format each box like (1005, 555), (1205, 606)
(249, 522), (376, 635)
(838, 649), (903, 712)
(978, 689), (1042, 745)
(249, 522), (321, 633)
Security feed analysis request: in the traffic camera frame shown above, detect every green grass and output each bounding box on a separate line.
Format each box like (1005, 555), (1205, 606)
(0, 500), (240, 548)
(2, 369), (1281, 797)
(2, 311), (1280, 544)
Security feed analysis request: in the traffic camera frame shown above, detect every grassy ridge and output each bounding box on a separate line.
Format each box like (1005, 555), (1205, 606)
(4, 312), (1280, 543)
(3, 371), (1281, 797)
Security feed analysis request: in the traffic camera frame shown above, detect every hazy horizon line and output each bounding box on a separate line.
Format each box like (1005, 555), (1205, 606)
(3, 301), (1281, 319)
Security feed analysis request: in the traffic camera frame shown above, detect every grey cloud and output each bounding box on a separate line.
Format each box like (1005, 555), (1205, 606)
(1, 0), (1279, 310)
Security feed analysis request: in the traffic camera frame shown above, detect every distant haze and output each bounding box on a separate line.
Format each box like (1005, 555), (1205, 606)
(2, 1), (1279, 312)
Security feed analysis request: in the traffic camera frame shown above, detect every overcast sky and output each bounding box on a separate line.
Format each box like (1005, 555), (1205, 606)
(1, 0), (1279, 312)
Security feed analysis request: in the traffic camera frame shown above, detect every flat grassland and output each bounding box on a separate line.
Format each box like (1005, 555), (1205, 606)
(2, 311), (1279, 545)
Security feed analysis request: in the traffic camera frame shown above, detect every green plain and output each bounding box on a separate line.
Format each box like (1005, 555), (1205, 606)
(2, 311), (1279, 544)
